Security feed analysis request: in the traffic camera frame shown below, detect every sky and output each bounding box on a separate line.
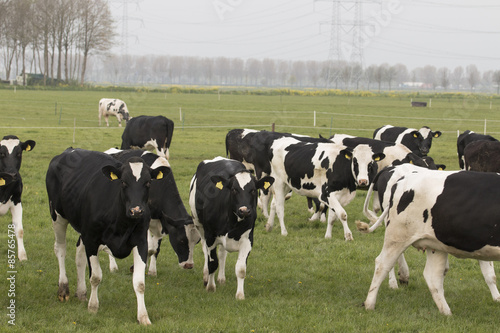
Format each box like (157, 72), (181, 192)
(108, 0), (500, 72)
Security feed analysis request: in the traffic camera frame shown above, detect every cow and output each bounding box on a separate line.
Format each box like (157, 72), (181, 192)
(362, 166), (500, 315)
(105, 148), (200, 275)
(225, 129), (330, 218)
(46, 148), (168, 325)
(457, 130), (498, 169)
(121, 115), (174, 159)
(463, 140), (500, 172)
(373, 125), (441, 156)
(189, 157), (274, 300)
(98, 98), (130, 127)
(266, 136), (385, 240)
(0, 135), (36, 261)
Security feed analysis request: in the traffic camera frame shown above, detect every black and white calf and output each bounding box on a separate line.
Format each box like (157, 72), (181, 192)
(457, 130), (498, 169)
(98, 98), (130, 127)
(0, 135), (35, 261)
(373, 125), (441, 156)
(189, 157), (274, 299)
(363, 166), (500, 315)
(107, 149), (200, 275)
(121, 115), (174, 159)
(266, 137), (385, 240)
(46, 148), (168, 325)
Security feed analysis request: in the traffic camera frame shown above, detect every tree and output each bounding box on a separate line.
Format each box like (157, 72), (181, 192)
(466, 64), (480, 91)
(364, 64), (378, 90)
(422, 65), (437, 89)
(493, 70), (500, 94)
(384, 65), (398, 90)
(438, 67), (450, 90)
(11, 0), (34, 85)
(452, 66), (464, 90)
(261, 58), (275, 86)
(78, 0), (115, 85)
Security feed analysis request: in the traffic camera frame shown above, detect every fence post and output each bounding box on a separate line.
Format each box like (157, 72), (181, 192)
(180, 107), (182, 121)
(484, 119), (487, 135)
(313, 111), (316, 127)
(73, 118), (76, 143)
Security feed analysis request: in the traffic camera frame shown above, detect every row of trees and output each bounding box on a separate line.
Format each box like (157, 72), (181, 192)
(83, 54), (500, 93)
(0, 0), (115, 85)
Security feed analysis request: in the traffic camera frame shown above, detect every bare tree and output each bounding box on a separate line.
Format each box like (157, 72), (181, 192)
(384, 65), (398, 90)
(262, 58), (275, 86)
(246, 58), (261, 85)
(364, 64), (377, 90)
(452, 66), (464, 90)
(438, 67), (450, 90)
(466, 64), (480, 91)
(493, 70), (500, 94)
(11, 0), (34, 85)
(374, 64), (387, 91)
(422, 65), (437, 89)
(78, 0), (115, 85)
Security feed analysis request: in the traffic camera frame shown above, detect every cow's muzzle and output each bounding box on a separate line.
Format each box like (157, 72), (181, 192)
(357, 179), (369, 187)
(128, 206), (144, 218)
(236, 206), (251, 219)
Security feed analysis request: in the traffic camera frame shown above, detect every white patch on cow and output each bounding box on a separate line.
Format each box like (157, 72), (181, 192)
(149, 155), (170, 169)
(129, 162), (144, 181)
(374, 125), (393, 140)
(203, 156), (227, 164)
(0, 139), (20, 154)
(241, 129), (258, 137)
(419, 127), (431, 139)
(330, 133), (354, 143)
(104, 148), (122, 155)
(395, 128), (417, 145)
(235, 172), (252, 189)
(352, 144), (374, 185)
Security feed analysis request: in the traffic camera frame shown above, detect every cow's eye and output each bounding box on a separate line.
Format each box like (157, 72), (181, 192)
(250, 189), (256, 195)
(145, 181), (151, 188)
(121, 181), (128, 189)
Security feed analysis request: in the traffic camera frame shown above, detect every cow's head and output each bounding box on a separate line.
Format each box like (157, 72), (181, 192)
(119, 103), (130, 122)
(163, 215), (201, 269)
(348, 145), (385, 187)
(418, 126), (441, 156)
(0, 135), (36, 175)
(211, 171), (274, 221)
(102, 157), (170, 219)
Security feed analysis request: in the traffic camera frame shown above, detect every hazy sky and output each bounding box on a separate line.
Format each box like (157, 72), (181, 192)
(108, 0), (500, 71)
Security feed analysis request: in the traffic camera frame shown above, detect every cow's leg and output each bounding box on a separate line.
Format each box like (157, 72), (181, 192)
(364, 242), (407, 310)
(217, 247), (227, 285)
(260, 191), (271, 219)
(132, 246), (151, 325)
(266, 184), (288, 236)
(108, 255), (118, 272)
(423, 250), (451, 315)
(326, 195), (352, 241)
(206, 246), (218, 292)
(117, 114), (122, 127)
(324, 209), (337, 239)
(10, 203), (27, 261)
(478, 260), (500, 301)
(53, 215), (70, 302)
(265, 197), (276, 232)
(235, 236), (252, 300)
(105, 115), (110, 127)
(397, 253), (410, 285)
(87, 254), (102, 313)
(147, 228), (161, 276)
(75, 238), (87, 301)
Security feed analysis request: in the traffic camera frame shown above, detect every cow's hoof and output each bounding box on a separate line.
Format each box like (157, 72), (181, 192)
(88, 303), (99, 314)
(58, 283), (70, 302)
(18, 252), (27, 261)
(399, 279), (409, 286)
(344, 233), (354, 241)
(75, 291), (87, 301)
(265, 223), (273, 232)
(281, 230), (288, 236)
(236, 292), (245, 300)
(138, 315), (152, 326)
(217, 277), (226, 285)
(206, 284), (216, 293)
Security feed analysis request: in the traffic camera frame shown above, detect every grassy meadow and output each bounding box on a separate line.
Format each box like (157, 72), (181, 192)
(1, 87), (500, 332)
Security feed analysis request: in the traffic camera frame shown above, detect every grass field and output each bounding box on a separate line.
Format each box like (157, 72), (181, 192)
(1, 87), (500, 332)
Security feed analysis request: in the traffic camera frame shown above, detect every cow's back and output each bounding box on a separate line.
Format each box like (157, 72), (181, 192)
(464, 140), (500, 172)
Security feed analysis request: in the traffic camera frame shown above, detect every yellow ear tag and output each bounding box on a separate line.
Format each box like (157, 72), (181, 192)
(374, 156), (380, 161)
(410, 160), (414, 164)
(345, 154), (351, 160)
(413, 134), (418, 138)
(110, 172), (118, 180)
(264, 181), (271, 190)
(434, 133), (439, 137)
(216, 181), (223, 190)
(156, 171), (163, 180)
(439, 167), (444, 170)
(0, 178), (5, 186)
(26, 145), (31, 151)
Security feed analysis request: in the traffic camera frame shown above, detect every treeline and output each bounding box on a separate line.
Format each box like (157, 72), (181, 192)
(0, 0), (114, 85)
(85, 55), (500, 93)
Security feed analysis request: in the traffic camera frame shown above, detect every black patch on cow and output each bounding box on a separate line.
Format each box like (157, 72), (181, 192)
(397, 190), (414, 214)
(423, 209), (429, 223)
(302, 182), (316, 190)
(284, 142), (317, 190)
(320, 156), (330, 169)
(431, 172), (500, 252)
(318, 151), (325, 160)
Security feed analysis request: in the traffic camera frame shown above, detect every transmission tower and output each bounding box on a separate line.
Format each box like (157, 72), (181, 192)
(110, 0), (144, 56)
(316, 0), (380, 89)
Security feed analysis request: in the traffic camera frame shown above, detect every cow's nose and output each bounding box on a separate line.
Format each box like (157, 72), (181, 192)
(238, 206), (251, 218)
(358, 179), (369, 187)
(129, 206), (143, 217)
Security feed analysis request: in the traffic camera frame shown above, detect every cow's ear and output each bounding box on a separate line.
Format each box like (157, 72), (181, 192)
(433, 131), (442, 138)
(437, 164), (446, 170)
(210, 175), (228, 191)
(151, 166), (171, 180)
(372, 153), (385, 162)
(256, 176), (274, 191)
(21, 140), (36, 152)
(0, 173), (14, 187)
(341, 149), (353, 161)
(102, 165), (122, 181)
(411, 130), (420, 138)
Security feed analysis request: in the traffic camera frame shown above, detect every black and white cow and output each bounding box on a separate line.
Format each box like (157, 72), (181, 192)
(0, 135), (35, 261)
(457, 130), (498, 169)
(266, 136), (385, 240)
(121, 115), (174, 159)
(363, 166), (500, 315)
(46, 148), (168, 325)
(106, 148), (200, 275)
(373, 125), (441, 156)
(463, 140), (500, 172)
(189, 157), (274, 300)
(98, 98), (130, 127)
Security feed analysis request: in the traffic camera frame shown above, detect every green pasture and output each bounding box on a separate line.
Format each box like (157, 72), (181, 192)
(1, 87), (500, 332)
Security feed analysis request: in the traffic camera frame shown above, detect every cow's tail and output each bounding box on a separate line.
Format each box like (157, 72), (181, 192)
(356, 208), (388, 234)
(362, 183), (379, 224)
(225, 134), (230, 158)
